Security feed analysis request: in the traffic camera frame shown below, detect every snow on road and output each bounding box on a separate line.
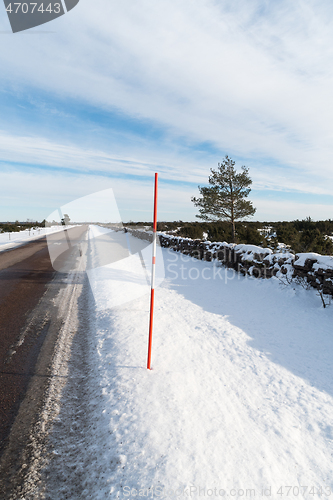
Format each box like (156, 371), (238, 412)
(47, 226), (333, 499)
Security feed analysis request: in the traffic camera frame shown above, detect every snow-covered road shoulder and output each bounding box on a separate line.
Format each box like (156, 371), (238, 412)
(74, 230), (333, 499)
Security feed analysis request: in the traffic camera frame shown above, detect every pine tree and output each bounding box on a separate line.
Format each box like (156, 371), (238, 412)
(191, 156), (256, 242)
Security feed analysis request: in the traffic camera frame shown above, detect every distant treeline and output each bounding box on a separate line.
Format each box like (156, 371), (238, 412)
(125, 218), (333, 255)
(2, 218), (332, 255)
(0, 220), (46, 233)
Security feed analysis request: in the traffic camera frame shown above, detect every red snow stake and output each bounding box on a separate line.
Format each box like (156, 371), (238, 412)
(147, 173), (158, 370)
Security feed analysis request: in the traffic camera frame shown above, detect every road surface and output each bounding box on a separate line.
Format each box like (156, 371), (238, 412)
(0, 225), (88, 497)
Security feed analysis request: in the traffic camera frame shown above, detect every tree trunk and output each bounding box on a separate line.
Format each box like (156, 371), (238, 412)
(230, 182), (235, 242)
(231, 221), (235, 243)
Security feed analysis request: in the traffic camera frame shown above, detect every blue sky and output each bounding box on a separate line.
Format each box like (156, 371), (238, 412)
(1, 0), (333, 222)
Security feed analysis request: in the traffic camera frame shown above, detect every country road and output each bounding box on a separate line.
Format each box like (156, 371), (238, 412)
(0, 225), (88, 498)
(0, 226), (333, 499)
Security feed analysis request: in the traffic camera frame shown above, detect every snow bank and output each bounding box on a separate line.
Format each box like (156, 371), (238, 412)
(87, 225), (165, 310)
(0, 226), (73, 252)
(78, 233), (333, 498)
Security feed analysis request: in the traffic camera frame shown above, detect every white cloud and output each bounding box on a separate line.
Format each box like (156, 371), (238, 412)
(2, 166), (332, 223)
(0, 169), (197, 221)
(0, 129), (212, 185)
(1, 128), (333, 197)
(252, 198), (333, 222)
(1, 0), (333, 218)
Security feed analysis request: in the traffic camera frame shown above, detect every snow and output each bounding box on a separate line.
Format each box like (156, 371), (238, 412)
(39, 226), (333, 498)
(233, 244), (273, 265)
(0, 226), (73, 252)
(87, 225), (165, 309)
(295, 253), (333, 271)
(234, 244), (273, 255)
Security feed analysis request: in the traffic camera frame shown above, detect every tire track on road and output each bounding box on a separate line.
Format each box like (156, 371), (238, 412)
(0, 226), (88, 498)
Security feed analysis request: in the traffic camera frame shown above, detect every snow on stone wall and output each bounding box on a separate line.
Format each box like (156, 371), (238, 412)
(124, 228), (333, 296)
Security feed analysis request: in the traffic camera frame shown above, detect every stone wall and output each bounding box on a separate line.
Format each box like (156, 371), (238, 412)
(124, 228), (333, 296)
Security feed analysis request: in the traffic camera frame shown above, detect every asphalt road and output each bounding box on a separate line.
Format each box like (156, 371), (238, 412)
(0, 226), (88, 460)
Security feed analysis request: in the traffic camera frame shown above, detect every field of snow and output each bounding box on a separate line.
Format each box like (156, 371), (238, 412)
(0, 226), (73, 252)
(45, 226), (333, 499)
